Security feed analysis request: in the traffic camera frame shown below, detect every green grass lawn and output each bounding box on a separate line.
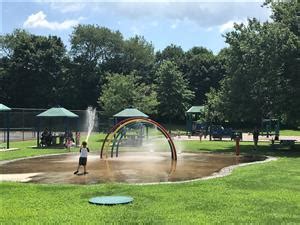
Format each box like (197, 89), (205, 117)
(0, 133), (106, 161)
(1, 133), (300, 224)
(280, 129), (300, 136)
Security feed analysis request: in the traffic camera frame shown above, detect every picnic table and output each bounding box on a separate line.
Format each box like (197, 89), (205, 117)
(271, 139), (296, 149)
(51, 135), (65, 146)
(280, 139), (296, 146)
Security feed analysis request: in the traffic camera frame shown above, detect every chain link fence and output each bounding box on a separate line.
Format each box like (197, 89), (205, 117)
(0, 108), (112, 142)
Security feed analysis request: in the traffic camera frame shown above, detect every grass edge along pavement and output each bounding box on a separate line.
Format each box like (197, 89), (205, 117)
(1, 134), (300, 224)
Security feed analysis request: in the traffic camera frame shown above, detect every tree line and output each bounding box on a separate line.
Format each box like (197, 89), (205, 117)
(1, 1), (299, 126)
(0, 26), (224, 121)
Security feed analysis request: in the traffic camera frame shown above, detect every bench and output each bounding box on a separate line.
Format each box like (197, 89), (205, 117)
(271, 139), (296, 149)
(280, 139), (296, 146)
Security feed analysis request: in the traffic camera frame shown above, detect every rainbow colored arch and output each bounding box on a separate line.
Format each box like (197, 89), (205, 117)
(100, 117), (177, 160)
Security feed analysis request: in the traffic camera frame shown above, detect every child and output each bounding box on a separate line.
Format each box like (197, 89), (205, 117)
(65, 137), (73, 152)
(74, 141), (90, 175)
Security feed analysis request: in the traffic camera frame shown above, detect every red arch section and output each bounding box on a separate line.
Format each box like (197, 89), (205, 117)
(100, 117), (177, 160)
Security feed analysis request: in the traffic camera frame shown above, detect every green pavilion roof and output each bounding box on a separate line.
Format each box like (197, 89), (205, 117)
(186, 106), (204, 114)
(113, 108), (149, 118)
(37, 107), (79, 118)
(0, 104), (11, 111)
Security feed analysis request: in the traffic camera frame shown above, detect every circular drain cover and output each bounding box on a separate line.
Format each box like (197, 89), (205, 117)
(89, 196), (133, 205)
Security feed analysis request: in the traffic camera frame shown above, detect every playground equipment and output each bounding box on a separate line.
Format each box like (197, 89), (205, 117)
(261, 119), (280, 139)
(185, 106), (241, 140)
(114, 122), (146, 147)
(210, 125), (242, 140)
(186, 106), (204, 135)
(188, 122), (241, 141)
(100, 117), (177, 160)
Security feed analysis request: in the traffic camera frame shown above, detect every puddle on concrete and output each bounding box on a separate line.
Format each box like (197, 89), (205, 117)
(0, 152), (266, 184)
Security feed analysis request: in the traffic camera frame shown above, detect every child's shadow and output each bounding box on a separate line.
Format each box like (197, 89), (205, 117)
(76, 172), (88, 176)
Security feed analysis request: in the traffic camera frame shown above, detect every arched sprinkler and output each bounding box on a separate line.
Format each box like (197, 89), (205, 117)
(100, 117), (177, 160)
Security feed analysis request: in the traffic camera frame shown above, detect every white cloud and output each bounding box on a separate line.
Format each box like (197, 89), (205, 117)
(50, 2), (86, 13)
(33, 0), (266, 2)
(107, 2), (270, 29)
(219, 20), (236, 33)
(30, 2), (271, 30)
(34, 0), (87, 13)
(219, 19), (248, 33)
(23, 11), (82, 30)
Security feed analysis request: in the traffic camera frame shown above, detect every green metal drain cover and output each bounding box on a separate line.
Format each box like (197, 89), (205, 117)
(89, 196), (133, 205)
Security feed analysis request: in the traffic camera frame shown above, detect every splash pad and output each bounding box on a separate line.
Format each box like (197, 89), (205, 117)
(0, 118), (266, 184)
(0, 152), (266, 184)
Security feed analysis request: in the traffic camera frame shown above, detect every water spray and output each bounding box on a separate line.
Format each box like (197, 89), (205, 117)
(85, 106), (96, 142)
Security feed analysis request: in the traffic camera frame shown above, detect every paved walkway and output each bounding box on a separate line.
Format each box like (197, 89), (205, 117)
(0, 147), (19, 152)
(172, 133), (300, 142)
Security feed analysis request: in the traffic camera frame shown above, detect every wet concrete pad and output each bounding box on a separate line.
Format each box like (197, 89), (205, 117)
(0, 152), (266, 185)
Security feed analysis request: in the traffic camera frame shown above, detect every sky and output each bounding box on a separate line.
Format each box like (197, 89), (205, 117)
(1, 0), (272, 54)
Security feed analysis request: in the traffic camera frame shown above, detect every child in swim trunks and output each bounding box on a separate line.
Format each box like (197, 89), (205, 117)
(74, 141), (89, 175)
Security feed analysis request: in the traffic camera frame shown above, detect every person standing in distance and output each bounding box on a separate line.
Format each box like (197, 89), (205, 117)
(253, 127), (259, 150)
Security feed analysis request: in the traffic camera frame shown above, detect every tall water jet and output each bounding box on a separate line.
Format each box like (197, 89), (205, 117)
(85, 107), (97, 142)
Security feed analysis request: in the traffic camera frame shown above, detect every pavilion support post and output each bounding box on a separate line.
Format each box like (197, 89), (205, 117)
(37, 118), (40, 147)
(49, 118), (52, 134)
(64, 117), (67, 133)
(76, 118), (79, 134)
(6, 111), (10, 149)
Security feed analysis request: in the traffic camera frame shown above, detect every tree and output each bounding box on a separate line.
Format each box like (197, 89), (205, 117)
(183, 47), (225, 105)
(0, 30), (67, 107)
(70, 24), (124, 66)
(69, 25), (124, 108)
(115, 36), (155, 84)
(133, 82), (158, 115)
(155, 61), (194, 121)
(99, 73), (158, 116)
(0, 49), (10, 103)
(264, 0), (299, 36)
(156, 44), (185, 67)
(206, 17), (300, 124)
